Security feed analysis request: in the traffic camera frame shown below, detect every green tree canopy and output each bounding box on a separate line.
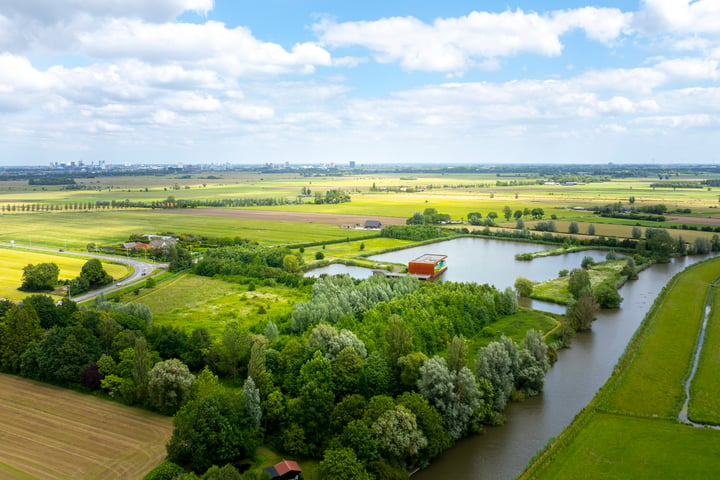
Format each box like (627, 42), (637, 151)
(20, 262), (59, 292)
(167, 392), (260, 473)
(148, 358), (195, 415)
(1, 304), (43, 372)
(80, 258), (113, 288)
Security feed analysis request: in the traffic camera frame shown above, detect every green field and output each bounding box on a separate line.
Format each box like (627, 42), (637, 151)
(531, 259), (626, 305)
(0, 247), (128, 301)
(467, 309), (559, 355)
(528, 413), (720, 479)
(598, 261), (716, 418)
(4, 171), (720, 220)
(688, 284), (720, 424)
(300, 237), (415, 266)
(521, 258), (720, 479)
(0, 210), (374, 250)
(132, 274), (307, 335)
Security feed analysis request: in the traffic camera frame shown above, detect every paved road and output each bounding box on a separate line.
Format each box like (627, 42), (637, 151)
(0, 243), (166, 302)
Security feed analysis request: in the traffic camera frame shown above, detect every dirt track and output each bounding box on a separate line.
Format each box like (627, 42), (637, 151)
(149, 208), (407, 226)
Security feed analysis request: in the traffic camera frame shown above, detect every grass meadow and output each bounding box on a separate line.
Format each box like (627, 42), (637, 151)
(131, 274), (307, 335)
(467, 309), (559, 355)
(598, 260), (717, 419)
(0, 210), (374, 250)
(0, 373), (172, 480)
(530, 259), (626, 305)
(520, 258), (720, 479)
(0, 247), (128, 301)
(526, 413), (720, 479)
(688, 284), (720, 424)
(300, 237), (415, 266)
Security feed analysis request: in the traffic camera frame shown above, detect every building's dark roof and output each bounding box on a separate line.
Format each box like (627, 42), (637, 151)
(410, 254), (447, 264)
(365, 220), (382, 227)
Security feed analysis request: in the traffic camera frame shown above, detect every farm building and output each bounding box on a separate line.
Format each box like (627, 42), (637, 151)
(262, 460), (301, 480)
(364, 220), (382, 229)
(408, 254), (447, 278)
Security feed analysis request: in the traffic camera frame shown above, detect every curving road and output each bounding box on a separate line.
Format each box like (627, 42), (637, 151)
(0, 243), (166, 302)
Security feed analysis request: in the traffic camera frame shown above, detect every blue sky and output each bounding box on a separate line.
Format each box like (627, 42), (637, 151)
(1, 1), (719, 166)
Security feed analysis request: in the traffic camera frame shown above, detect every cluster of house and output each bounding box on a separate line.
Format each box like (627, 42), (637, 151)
(340, 219), (383, 229)
(121, 235), (177, 250)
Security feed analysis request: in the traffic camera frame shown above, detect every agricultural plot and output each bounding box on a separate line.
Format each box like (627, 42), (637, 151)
(132, 274), (307, 335)
(598, 261), (716, 418)
(0, 373), (172, 480)
(688, 285), (720, 424)
(0, 247), (128, 301)
(0, 210), (376, 250)
(528, 413), (720, 479)
(521, 258), (720, 479)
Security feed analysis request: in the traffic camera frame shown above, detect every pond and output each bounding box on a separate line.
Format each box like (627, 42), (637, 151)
(306, 237), (615, 293)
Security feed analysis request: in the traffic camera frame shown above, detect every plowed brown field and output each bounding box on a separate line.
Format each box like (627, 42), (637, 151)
(0, 374), (172, 480)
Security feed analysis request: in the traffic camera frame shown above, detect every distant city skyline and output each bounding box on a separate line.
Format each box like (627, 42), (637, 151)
(1, 1), (719, 166)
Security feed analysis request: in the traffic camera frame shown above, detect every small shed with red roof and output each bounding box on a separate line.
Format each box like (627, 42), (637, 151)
(262, 460), (302, 480)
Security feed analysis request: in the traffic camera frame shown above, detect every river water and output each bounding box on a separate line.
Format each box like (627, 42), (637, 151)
(306, 237), (711, 479)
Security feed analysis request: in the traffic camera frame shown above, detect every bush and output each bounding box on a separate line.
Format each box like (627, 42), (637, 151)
(595, 283), (623, 308)
(143, 461), (185, 480)
(581, 256), (595, 269)
(316, 251), (325, 260)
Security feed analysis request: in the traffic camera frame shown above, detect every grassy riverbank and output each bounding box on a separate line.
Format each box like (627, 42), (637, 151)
(520, 257), (720, 479)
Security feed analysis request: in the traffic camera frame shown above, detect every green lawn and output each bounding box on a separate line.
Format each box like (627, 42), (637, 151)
(688, 285), (720, 424)
(0, 247), (128, 301)
(131, 274), (308, 335)
(300, 237), (415, 266)
(468, 308), (559, 355)
(530, 413), (720, 480)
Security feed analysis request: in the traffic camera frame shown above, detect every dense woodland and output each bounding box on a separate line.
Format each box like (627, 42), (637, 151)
(0, 245), (551, 479)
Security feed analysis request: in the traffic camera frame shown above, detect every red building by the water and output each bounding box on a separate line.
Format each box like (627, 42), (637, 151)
(408, 254), (447, 278)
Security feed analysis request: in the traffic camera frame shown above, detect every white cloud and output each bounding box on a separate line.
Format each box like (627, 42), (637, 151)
(634, 113), (712, 128)
(574, 67), (667, 94)
(229, 104), (275, 121)
(78, 20), (331, 76)
(633, 0), (720, 36)
(315, 7), (630, 73)
(1, 0), (213, 24)
(654, 57), (719, 81)
(551, 7), (631, 45)
(597, 123), (627, 133)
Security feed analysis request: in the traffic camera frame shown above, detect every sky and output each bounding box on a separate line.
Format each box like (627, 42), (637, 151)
(1, 0), (719, 166)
